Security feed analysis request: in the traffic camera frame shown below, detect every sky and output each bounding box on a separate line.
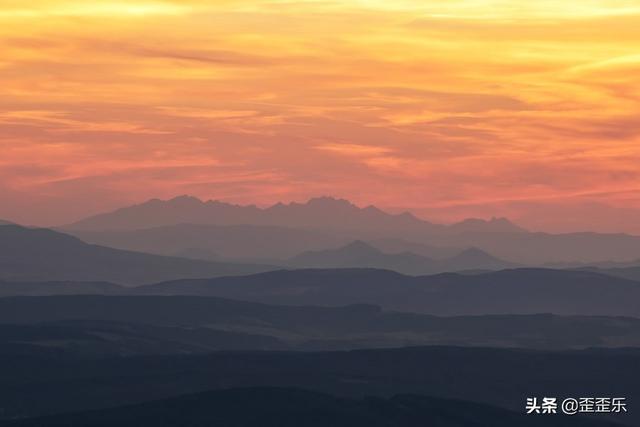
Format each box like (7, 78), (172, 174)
(1, 0), (640, 232)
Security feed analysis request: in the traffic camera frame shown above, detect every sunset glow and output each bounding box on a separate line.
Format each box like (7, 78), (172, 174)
(1, 0), (639, 231)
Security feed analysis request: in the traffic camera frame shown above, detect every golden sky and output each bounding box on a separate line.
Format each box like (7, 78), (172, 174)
(1, 0), (640, 231)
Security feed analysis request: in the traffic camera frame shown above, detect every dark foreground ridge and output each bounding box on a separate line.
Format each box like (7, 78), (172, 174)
(0, 387), (622, 427)
(0, 346), (637, 425)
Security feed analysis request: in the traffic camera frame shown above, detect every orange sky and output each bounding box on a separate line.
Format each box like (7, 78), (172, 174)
(1, 0), (640, 232)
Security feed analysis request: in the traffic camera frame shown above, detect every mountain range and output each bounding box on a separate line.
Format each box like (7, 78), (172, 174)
(61, 196), (640, 264)
(0, 225), (514, 282)
(288, 240), (515, 274)
(5, 295), (640, 352)
(70, 222), (354, 261)
(134, 268), (640, 317)
(3, 221), (640, 316)
(3, 222), (640, 317)
(64, 195), (525, 235)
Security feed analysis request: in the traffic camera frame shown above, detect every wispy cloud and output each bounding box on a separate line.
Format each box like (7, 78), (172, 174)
(1, 0), (640, 229)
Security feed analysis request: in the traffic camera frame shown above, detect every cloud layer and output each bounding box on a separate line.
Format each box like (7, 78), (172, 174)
(1, 0), (639, 231)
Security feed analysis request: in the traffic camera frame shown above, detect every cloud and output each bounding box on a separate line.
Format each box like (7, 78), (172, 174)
(315, 143), (393, 157)
(0, 1), (191, 18)
(1, 0), (640, 230)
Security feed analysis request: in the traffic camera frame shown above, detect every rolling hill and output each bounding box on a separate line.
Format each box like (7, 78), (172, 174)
(134, 268), (640, 316)
(0, 280), (125, 297)
(288, 241), (515, 274)
(0, 347), (636, 425)
(62, 196), (640, 265)
(0, 225), (275, 285)
(3, 296), (640, 351)
(69, 223), (354, 261)
(583, 266), (640, 283)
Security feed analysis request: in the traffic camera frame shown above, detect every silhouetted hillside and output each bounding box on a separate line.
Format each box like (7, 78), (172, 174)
(2, 296), (640, 351)
(0, 320), (285, 356)
(65, 195), (526, 236)
(134, 268), (640, 316)
(369, 238), (462, 259)
(288, 241), (515, 274)
(65, 196), (442, 233)
(63, 196), (640, 264)
(0, 347), (636, 424)
(1, 387), (621, 427)
(441, 247), (513, 270)
(585, 266), (640, 282)
(70, 223), (353, 260)
(0, 225), (275, 285)
(448, 217), (526, 233)
(434, 231), (640, 264)
(0, 280), (125, 297)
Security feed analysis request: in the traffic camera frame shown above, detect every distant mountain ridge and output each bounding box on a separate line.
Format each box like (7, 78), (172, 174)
(63, 196), (640, 264)
(288, 241), (516, 274)
(65, 195), (525, 235)
(0, 280), (125, 297)
(70, 223), (354, 260)
(4, 296), (640, 351)
(134, 268), (640, 317)
(447, 217), (524, 233)
(0, 225), (274, 285)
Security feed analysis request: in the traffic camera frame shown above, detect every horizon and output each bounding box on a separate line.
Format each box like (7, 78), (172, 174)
(2, 1), (640, 233)
(0, 194), (518, 228)
(5, 193), (640, 237)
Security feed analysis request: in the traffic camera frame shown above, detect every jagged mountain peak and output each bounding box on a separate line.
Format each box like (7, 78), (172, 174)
(65, 196), (526, 239)
(449, 217), (525, 233)
(306, 196), (354, 207)
(65, 196), (440, 232)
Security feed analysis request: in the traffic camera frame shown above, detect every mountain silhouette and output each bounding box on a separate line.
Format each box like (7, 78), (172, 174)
(70, 223), (353, 261)
(4, 296), (640, 351)
(65, 196), (441, 234)
(448, 217), (526, 233)
(0, 280), (125, 297)
(369, 238), (462, 259)
(0, 225), (274, 285)
(135, 268), (640, 317)
(64, 196), (525, 237)
(63, 196), (640, 264)
(288, 241), (515, 274)
(441, 247), (515, 270)
(1, 346), (636, 425)
(433, 231), (640, 264)
(289, 240), (390, 266)
(0, 319), (286, 356)
(581, 265), (640, 282)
